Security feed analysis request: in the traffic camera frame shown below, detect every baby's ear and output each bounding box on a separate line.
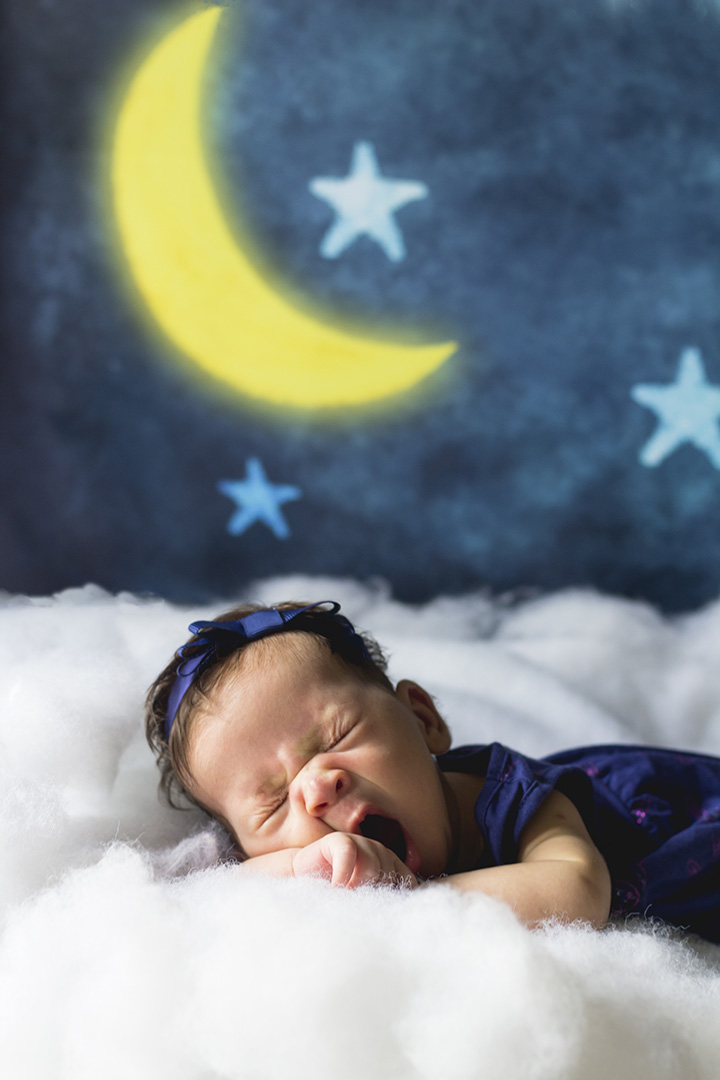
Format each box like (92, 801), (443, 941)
(395, 680), (451, 755)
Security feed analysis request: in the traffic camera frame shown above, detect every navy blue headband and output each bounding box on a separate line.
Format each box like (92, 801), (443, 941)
(164, 601), (370, 740)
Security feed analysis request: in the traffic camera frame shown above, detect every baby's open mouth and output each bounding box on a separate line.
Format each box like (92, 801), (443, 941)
(359, 813), (407, 863)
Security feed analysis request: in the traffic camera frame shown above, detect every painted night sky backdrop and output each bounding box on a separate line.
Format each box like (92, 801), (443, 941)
(2, 0), (720, 609)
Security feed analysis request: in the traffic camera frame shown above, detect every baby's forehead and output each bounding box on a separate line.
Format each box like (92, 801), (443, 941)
(244, 629), (342, 674)
(189, 633), (355, 771)
(212, 630), (355, 702)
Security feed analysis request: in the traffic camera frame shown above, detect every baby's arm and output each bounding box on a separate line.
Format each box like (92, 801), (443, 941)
(440, 790), (611, 928)
(238, 833), (418, 889)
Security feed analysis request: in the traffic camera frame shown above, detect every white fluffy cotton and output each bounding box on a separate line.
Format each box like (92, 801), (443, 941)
(1, 580), (720, 1079)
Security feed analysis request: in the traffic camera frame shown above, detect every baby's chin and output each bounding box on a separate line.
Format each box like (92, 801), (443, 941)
(412, 834), (455, 880)
(402, 828), (422, 876)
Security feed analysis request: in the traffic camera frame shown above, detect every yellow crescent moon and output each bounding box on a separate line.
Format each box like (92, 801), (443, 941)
(111, 6), (457, 410)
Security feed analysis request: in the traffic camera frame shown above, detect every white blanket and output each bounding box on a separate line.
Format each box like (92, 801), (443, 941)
(1, 578), (720, 1079)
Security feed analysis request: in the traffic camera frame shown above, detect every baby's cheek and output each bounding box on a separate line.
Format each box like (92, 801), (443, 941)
(238, 827), (276, 860)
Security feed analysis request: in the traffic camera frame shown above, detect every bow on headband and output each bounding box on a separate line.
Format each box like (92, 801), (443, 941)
(164, 601), (369, 740)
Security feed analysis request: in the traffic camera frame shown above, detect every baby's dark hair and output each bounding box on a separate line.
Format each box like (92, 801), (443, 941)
(145, 601), (393, 815)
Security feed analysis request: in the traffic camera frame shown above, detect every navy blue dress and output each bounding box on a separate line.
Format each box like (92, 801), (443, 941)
(436, 742), (720, 942)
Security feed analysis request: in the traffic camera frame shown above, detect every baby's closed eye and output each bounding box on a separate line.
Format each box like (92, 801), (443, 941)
(268, 792), (288, 817)
(324, 720), (357, 752)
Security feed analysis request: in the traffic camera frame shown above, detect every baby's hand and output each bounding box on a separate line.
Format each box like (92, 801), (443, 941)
(292, 832), (418, 890)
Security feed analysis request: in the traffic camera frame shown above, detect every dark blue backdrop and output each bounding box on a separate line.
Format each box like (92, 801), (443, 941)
(2, 0), (719, 609)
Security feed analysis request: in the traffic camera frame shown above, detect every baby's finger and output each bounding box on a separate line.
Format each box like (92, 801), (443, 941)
(291, 842), (332, 880)
(360, 840), (418, 889)
(328, 835), (359, 888)
(389, 852), (419, 889)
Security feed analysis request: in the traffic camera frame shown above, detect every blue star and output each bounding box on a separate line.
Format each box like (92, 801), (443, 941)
(217, 458), (302, 539)
(309, 141), (428, 262)
(631, 348), (720, 469)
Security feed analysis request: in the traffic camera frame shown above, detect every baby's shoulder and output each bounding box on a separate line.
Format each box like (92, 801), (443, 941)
(436, 742), (494, 778)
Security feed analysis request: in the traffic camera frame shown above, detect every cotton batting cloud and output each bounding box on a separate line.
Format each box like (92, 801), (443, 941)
(1, 580), (720, 1079)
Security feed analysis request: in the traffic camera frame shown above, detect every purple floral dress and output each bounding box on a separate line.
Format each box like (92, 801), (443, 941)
(437, 742), (720, 942)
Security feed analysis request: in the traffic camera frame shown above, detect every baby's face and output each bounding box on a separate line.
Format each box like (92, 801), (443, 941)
(187, 635), (455, 878)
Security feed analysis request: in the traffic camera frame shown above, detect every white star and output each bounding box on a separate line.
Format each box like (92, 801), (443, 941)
(631, 348), (720, 469)
(217, 458), (302, 539)
(309, 141), (428, 262)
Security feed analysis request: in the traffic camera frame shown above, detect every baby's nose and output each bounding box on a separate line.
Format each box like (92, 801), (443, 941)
(303, 767), (347, 816)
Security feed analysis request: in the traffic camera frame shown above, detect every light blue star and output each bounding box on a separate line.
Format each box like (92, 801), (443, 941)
(217, 458), (302, 540)
(309, 141), (428, 262)
(631, 348), (720, 469)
